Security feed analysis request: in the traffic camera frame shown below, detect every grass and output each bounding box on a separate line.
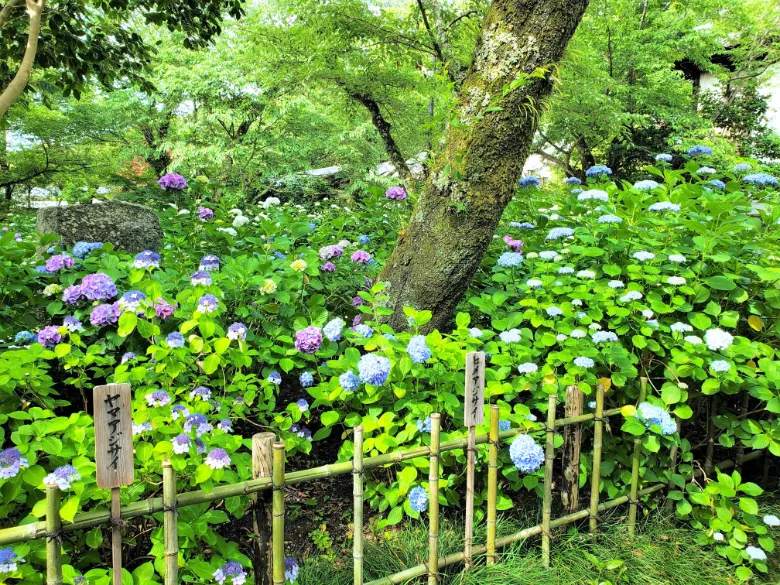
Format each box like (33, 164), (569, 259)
(296, 505), (778, 585)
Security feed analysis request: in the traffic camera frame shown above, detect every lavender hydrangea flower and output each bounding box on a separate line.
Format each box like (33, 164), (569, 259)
(295, 326), (323, 353)
(80, 273), (117, 301)
(190, 386), (212, 401)
(63, 316), (82, 332)
(319, 244), (344, 260)
(119, 290), (146, 312)
(198, 206), (214, 221)
(509, 435), (544, 473)
(205, 448), (231, 470)
(195, 438), (206, 455)
(191, 270), (212, 286)
(284, 557), (299, 583)
(351, 250), (371, 264)
(167, 332), (185, 348)
(358, 354), (391, 386)
(0, 448), (29, 479)
(213, 560), (246, 585)
(37, 326), (62, 348)
(132, 250), (161, 269)
(324, 318), (344, 341)
(197, 294), (219, 313)
(121, 350), (136, 363)
(408, 486), (428, 512)
(172, 434), (191, 455)
(43, 465), (80, 490)
(45, 254), (74, 273)
(227, 322), (247, 341)
(321, 261), (336, 272)
(299, 372), (314, 388)
(90, 303), (120, 327)
(184, 414), (212, 436)
(72, 241), (102, 259)
(200, 255), (220, 272)
(61, 285), (81, 305)
(154, 298), (177, 319)
(158, 173), (188, 190)
(171, 405), (189, 420)
(146, 391), (171, 407)
(217, 419), (232, 433)
(385, 186), (407, 200)
(339, 371), (360, 392)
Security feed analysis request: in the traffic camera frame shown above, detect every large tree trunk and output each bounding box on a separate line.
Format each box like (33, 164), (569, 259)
(0, 0), (45, 120)
(346, 89), (413, 184)
(379, 0), (589, 331)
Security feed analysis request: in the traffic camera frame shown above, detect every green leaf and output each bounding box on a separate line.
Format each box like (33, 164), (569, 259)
(739, 497), (758, 515)
(86, 527), (103, 548)
(214, 337), (231, 354)
(195, 464), (213, 483)
(705, 276), (736, 291)
(117, 312), (138, 337)
(387, 506), (403, 525)
(60, 496), (80, 522)
(621, 417), (646, 436)
(202, 354), (220, 375)
(320, 411), (340, 426)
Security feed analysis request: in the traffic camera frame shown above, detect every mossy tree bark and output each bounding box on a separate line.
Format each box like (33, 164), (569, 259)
(379, 0), (589, 331)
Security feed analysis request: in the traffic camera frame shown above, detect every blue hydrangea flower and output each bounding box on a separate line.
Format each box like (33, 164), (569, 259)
(146, 391), (171, 407)
(734, 163), (751, 172)
(191, 270), (212, 286)
(598, 214), (622, 224)
(408, 486), (428, 512)
(358, 354), (391, 386)
(132, 250), (161, 269)
(578, 189), (608, 202)
(324, 318), (344, 341)
(197, 294), (219, 313)
(565, 177), (582, 185)
(268, 371), (282, 385)
(687, 145), (712, 156)
(499, 420), (511, 431)
(585, 165), (612, 177)
(339, 370), (360, 392)
(184, 414), (212, 437)
(509, 435), (544, 473)
(213, 560), (246, 585)
(510, 222), (536, 230)
(0, 547), (22, 573)
(353, 324), (374, 338)
(709, 179), (726, 190)
(546, 306), (563, 317)
(743, 173), (778, 186)
(295, 399), (309, 413)
(655, 153), (673, 163)
(121, 352), (136, 364)
(574, 356), (594, 369)
(406, 335), (431, 364)
(633, 180), (659, 191)
(592, 331), (618, 344)
(284, 557), (299, 583)
(299, 372), (314, 388)
(199, 255), (220, 271)
(417, 416), (432, 433)
(519, 176), (541, 188)
(358, 234), (370, 244)
(172, 434), (191, 454)
(636, 402), (676, 435)
(710, 360), (731, 373)
(745, 546), (767, 562)
(648, 201), (680, 212)
(14, 331), (33, 344)
(497, 252), (523, 267)
(167, 332), (185, 348)
(217, 419), (232, 432)
(190, 386), (212, 401)
(546, 227), (574, 241)
(72, 241), (102, 259)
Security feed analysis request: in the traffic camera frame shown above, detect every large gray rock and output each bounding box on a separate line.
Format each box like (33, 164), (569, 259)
(37, 200), (163, 253)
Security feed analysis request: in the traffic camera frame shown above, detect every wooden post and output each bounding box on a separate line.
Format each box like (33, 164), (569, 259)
(628, 378), (647, 539)
(589, 385), (605, 532)
(542, 393), (557, 569)
(353, 426), (365, 585)
(111, 488), (122, 585)
(252, 433), (276, 585)
(46, 485), (62, 585)
(162, 460), (178, 585)
(486, 405), (500, 566)
(561, 385), (583, 513)
(463, 351), (484, 571)
(272, 442), (286, 585)
(735, 393), (749, 473)
(704, 395), (719, 477)
(428, 413), (441, 585)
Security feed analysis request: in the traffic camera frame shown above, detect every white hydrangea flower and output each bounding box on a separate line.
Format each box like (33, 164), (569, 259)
(705, 329), (734, 351)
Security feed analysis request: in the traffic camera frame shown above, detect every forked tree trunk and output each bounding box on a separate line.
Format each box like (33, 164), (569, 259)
(379, 0), (589, 330)
(0, 0), (45, 120)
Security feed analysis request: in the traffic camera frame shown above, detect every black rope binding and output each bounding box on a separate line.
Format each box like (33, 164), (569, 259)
(45, 530), (62, 544)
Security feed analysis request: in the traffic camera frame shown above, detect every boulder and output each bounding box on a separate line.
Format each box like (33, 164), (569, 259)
(37, 200), (163, 253)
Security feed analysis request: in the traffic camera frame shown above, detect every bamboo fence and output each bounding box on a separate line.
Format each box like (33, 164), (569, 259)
(1, 385), (766, 585)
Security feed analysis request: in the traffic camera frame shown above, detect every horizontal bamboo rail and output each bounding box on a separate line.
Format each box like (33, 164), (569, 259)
(364, 449), (763, 585)
(0, 408), (622, 547)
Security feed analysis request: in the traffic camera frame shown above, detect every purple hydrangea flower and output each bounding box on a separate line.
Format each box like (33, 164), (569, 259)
(284, 557), (299, 582)
(200, 255), (220, 271)
(213, 560), (247, 585)
(195, 438), (206, 454)
(167, 332), (185, 348)
(171, 405), (189, 420)
(190, 386), (212, 401)
(0, 448), (29, 479)
(198, 294), (219, 313)
(43, 464), (80, 490)
(318, 245), (344, 260)
(227, 322), (247, 341)
(80, 273), (117, 301)
(63, 316), (82, 332)
(191, 270), (212, 286)
(132, 250), (161, 269)
(295, 326), (323, 354)
(351, 250), (371, 264)
(146, 391), (171, 407)
(172, 434), (191, 454)
(45, 254), (74, 273)
(38, 326), (62, 348)
(154, 298), (176, 319)
(321, 262), (336, 272)
(62, 285), (83, 304)
(198, 206), (214, 221)
(158, 173), (188, 190)
(90, 303), (120, 327)
(217, 419), (232, 432)
(385, 186), (407, 200)
(119, 290), (146, 312)
(184, 414), (212, 436)
(205, 448), (231, 469)
(121, 352), (136, 364)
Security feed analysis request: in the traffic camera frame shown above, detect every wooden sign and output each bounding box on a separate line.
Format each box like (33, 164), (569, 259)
(94, 384), (134, 489)
(464, 351), (485, 427)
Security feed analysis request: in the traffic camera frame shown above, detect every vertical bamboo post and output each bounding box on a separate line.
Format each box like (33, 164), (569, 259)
(589, 384), (605, 532)
(735, 393), (750, 473)
(252, 433), (276, 585)
(464, 422), (476, 570)
(272, 442), (286, 585)
(111, 487), (122, 585)
(628, 377), (647, 539)
(162, 459), (178, 585)
(353, 426), (365, 585)
(486, 405), (500, 566)
(428, 413), (441, 585)
(705, 395), (719, 477)
(46, 485), (62, 585)
(542, 393), (558, 569)
(561, 385), (584, 513)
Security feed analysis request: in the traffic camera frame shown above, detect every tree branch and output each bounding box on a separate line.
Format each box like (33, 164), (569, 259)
(445, 10), (480, 31)
(0, 0), (23, 28)
(416, 0), (454, 82)
(0, 0), (45, 119)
